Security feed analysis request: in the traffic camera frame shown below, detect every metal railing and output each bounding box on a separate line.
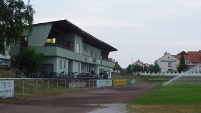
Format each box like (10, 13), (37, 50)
(0, 77), (110, 96)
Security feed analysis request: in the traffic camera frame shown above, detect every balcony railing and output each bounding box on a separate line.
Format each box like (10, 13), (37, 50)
(10, 45), (113, 68)
(45, 43), (74, 51)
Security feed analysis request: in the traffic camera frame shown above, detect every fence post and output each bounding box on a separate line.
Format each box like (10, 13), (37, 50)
(36, 79), (38, 94)
(57, 79), (58, 92)
(82, 79), (83, 88)
(93, 80), (94, 88)
(65, 79), (66, 91)
(79, 79), (81, 88)
(47, 80), (49, 92)
(72, 80), (73, 90)
(89, 79), (90, 88)
(22, 79), (25, 95)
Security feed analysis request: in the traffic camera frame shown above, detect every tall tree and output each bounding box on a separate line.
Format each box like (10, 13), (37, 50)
(177, 54), (189, 73)
(0, 0), (35, 55)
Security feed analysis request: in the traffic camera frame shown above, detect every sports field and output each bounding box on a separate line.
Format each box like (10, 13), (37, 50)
(129, 82), (201, 113)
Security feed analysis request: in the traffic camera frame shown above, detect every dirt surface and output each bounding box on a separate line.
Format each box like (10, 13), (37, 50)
(0, 83), (159, 113)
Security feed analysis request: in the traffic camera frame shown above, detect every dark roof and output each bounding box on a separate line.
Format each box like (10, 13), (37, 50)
(35, 19), (117, 52)
(177, 51), (188, 55)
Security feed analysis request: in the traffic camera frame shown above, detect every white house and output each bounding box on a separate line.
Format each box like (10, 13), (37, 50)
(156, 52), (179, 73)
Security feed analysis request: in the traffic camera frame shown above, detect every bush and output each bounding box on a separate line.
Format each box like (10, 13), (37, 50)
(18, 48), (44, 76)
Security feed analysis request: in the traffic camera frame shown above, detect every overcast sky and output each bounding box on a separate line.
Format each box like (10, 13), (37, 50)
(27, 0), (201, 68)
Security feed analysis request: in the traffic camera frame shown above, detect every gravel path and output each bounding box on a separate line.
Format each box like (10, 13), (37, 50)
(1, 83), (159, 113)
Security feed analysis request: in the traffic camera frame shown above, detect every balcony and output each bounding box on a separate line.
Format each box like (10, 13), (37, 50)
(10, 45), (113, 68)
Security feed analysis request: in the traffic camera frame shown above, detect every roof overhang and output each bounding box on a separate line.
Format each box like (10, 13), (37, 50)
(35, 19), (117, 52)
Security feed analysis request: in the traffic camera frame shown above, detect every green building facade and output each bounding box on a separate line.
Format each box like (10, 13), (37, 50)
(10, 20), (117, 78)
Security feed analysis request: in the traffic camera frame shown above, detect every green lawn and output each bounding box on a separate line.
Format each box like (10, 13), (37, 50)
(129, 82), (201, 113)
(133, 82), (201, 105)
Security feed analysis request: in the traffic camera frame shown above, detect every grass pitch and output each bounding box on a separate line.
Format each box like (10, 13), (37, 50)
(129, 82), (201, 113)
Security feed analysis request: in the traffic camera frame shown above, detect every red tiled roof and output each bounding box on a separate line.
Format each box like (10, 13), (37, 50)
(177, 51), (188, 55)
(133, 60), (149, 67)
(188, 51), (201, 63)
(173, 55), (188, 60)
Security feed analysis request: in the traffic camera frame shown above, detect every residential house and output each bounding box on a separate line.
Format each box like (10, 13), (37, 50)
(174, 50), (201, 68)
(10, 19), (117, 78)
(173, 51), (189, 65)
(186, 50), (201, 68)
(132, 60), (150, 72)
(133, 60), (149, 68)
(156, 52), (179, 73)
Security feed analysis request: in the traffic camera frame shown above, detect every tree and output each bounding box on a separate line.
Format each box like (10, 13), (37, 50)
(0, 0), (35, 55)
(177, 54), (189, 73)
(19, 48), (44, 76)
(126, 64), (133, 73)
(133, 64), (143, 73)
(153, 62), (160, 73)
(113, 64), (122, 71)
(148, 62), (160, 73)
(113, 61), (122, 71)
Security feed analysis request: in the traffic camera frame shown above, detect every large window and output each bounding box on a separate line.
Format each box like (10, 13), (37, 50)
(77, 43), (80, 53)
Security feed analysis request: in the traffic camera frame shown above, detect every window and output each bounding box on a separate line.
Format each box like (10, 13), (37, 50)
(95, 52), (97, 58)
(99, 53), (101, 59)
(90, 50), (94, 57)
(46, 38), (56, 44)
(66, 42), (73, 50)
(77, 43), (80, 53)
(78, 63), (81, 72)
(87, 65), (91, 72)
(168, 62), (172, 67)
(59, 60), (62, 69)
(84, 45), (87, 51)
(64, 61), (66, 69)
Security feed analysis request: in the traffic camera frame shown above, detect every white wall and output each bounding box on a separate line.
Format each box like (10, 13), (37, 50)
(157, 54), (179, 73)
(24, 23), (52, 46)
(43, 57), (69, 72)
